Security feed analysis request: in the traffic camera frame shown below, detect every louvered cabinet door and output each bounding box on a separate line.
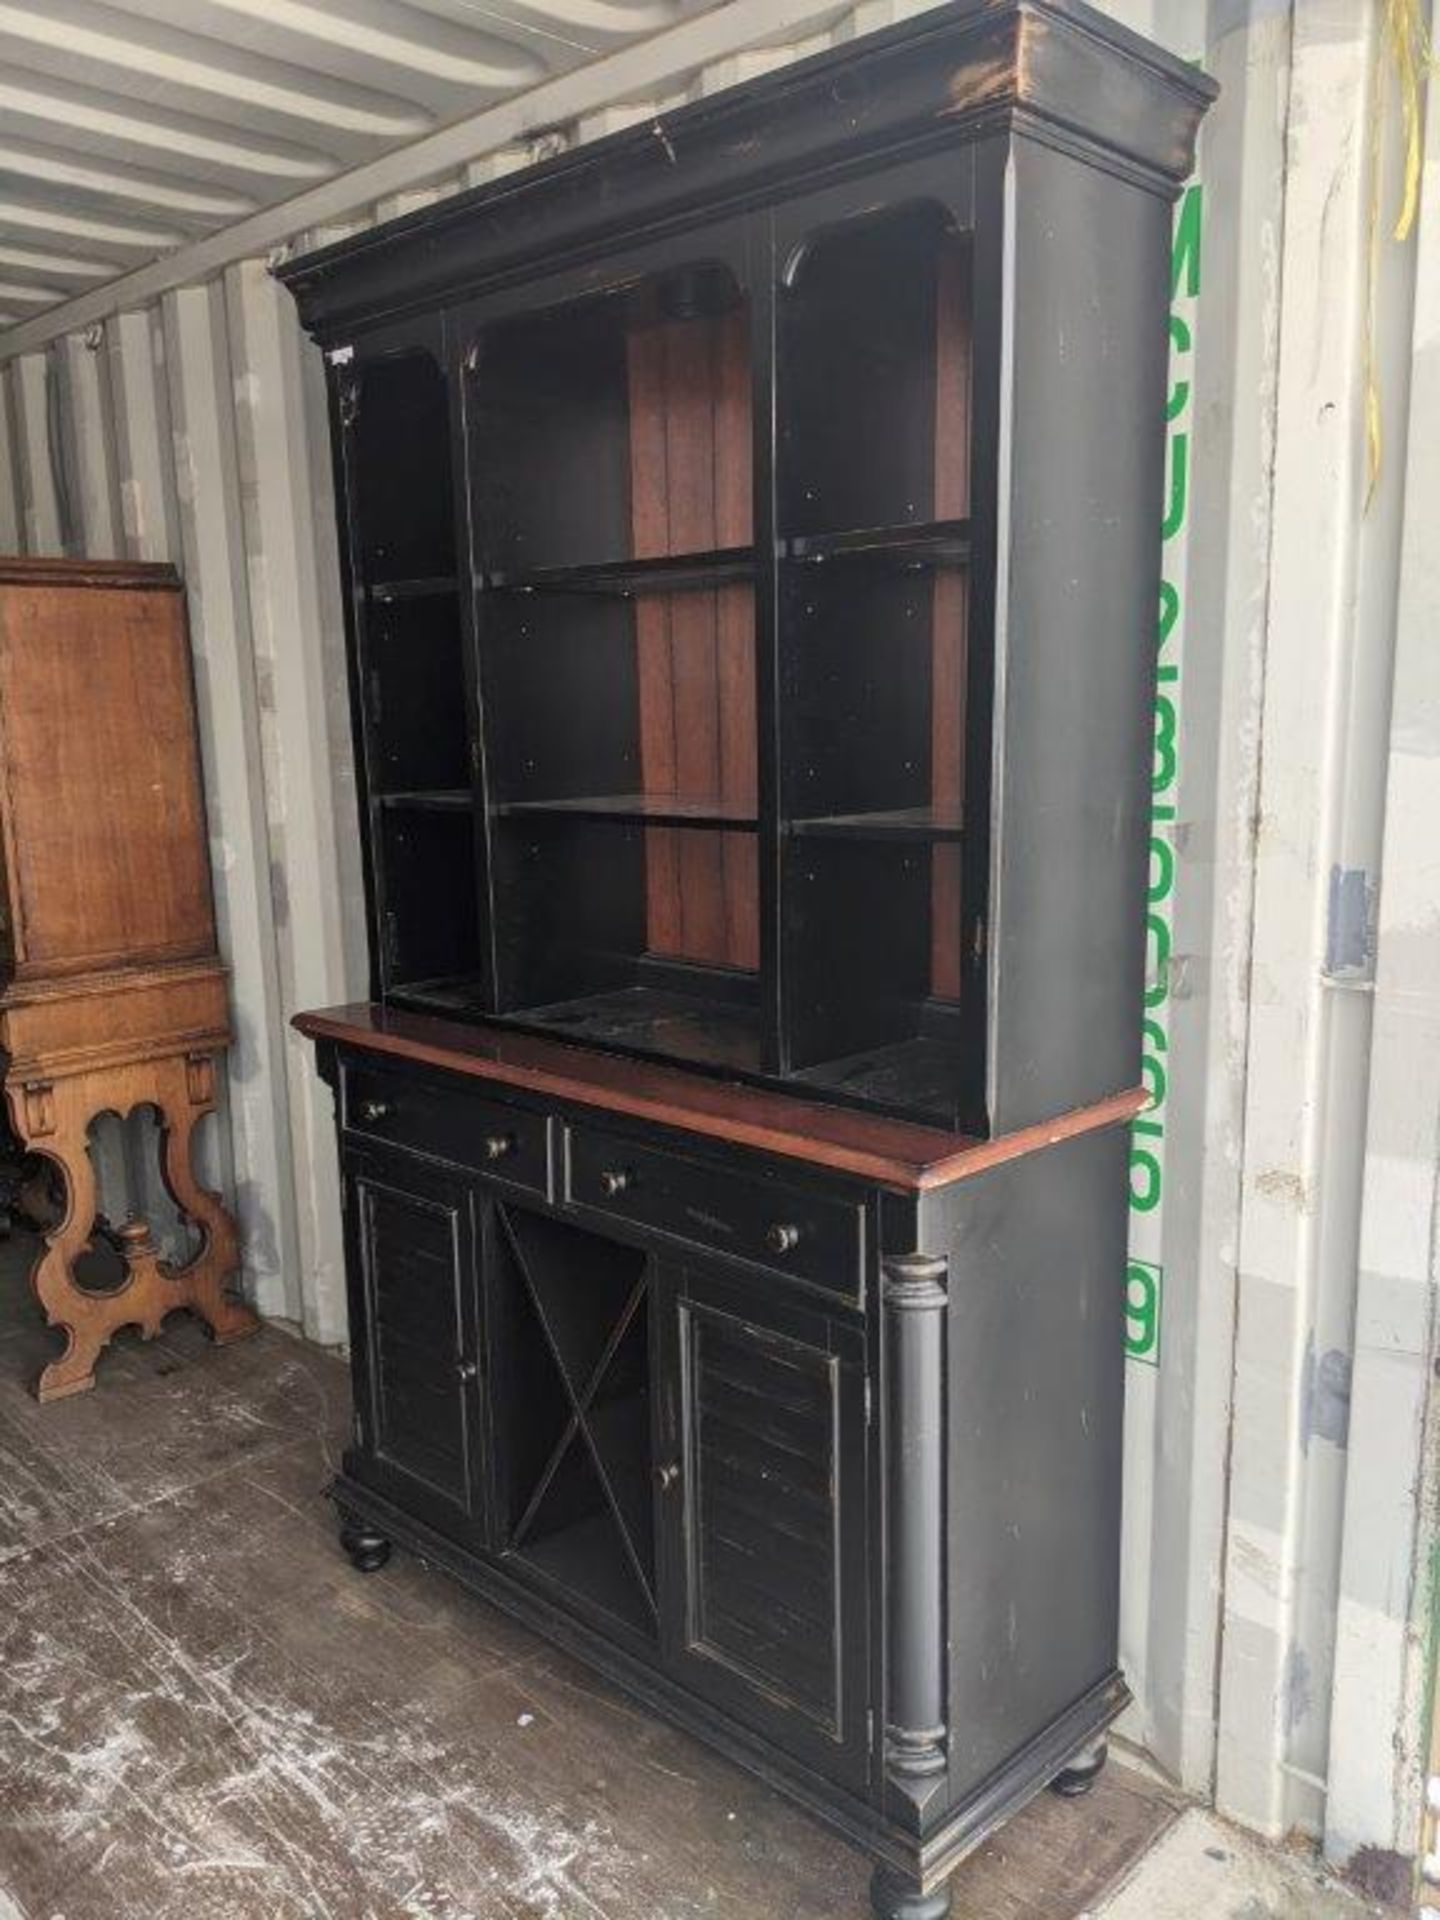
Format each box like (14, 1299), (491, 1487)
(341, 1144), (485, 1543)
(657, 1264), (872, 1792)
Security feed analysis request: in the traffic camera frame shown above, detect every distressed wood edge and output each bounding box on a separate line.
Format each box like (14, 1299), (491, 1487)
(292, 1003), (1146, 1191)
(276, 0), (1215, 340)
(0, 956), (229, 1006)
(915, 1086), (1147, 1189)
(0, 558), (182, 591)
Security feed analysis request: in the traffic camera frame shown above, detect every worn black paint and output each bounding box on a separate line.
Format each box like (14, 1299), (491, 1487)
(288, 9), (1213, 1915)
(317, 1035), (1133, 1907)
(282, 0), (1211, 1139)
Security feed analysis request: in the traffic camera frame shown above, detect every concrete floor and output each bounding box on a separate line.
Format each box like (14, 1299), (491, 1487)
(0, 1235), (1397, 1920)
(1095, 1809), (1397, 1920)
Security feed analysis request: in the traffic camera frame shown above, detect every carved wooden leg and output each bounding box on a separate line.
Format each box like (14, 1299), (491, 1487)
(21, 1101), (109, 1403)
(154, 1052), (258, 1347)
(7, 1056), (257, 1401)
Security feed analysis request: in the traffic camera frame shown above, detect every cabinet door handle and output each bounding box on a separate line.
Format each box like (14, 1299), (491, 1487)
(765, 1223), (800, 1255)
(358, 1097), (391, 1124)
(599, 1168), (631, 1198)
(483, 1132), (515, 1161)
(656, 1462), (680, 1493)
(456, 1359), (478, 1383)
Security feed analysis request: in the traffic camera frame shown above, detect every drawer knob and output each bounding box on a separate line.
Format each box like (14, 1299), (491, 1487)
(766, 1223), (801, 1255)
(656, 1462), (680, 1493)
(456, 1359), (478, 1383)
(484, 1132), (515, 1161)
(599, 1168), (631, 1198)
(358, 1097), (391, 1124)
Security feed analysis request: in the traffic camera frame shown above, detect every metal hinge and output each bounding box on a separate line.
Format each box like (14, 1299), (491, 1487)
(864, 1376), (873, 1426)
(867, 1708), (875, 1751)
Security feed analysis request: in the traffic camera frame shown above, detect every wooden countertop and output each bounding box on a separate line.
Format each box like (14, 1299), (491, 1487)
(294, 1003), (1145, 1194)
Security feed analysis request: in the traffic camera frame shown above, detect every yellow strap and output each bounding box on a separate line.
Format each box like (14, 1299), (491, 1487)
(1367, 0), (1435, 508)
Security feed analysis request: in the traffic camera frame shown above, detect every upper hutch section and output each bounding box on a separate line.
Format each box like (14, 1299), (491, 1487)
(280, 0), (1213, 1138)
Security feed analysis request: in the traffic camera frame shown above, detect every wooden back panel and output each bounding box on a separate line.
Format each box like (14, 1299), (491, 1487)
(627, 306), (758, 972)
(0, 563), (215, 978)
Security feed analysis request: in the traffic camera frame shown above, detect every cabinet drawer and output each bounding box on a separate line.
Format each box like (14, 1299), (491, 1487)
(565, 1126), (864, 1303)
(343, 1062), (549, 1196)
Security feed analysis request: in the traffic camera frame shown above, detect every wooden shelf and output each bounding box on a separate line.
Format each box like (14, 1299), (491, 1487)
(518, 1506), (657, 1636)
(788, 806), (963, 843)
(377, 790), (473, 812)
(513, 986), (764, 1076)
(784, 519), (970, 567)
(389, 974), (489, 1015)
(484, 547), (754, 597)
(793, 1036), (972, 1126)
(495, 793), (757, 831)
(368, 575), (459, 602)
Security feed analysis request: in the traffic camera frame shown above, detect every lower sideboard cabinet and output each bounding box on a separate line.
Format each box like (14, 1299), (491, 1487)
(314, 1032), (1130, 1920)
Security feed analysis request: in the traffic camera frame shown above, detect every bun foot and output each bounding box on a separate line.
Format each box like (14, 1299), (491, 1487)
(339, 1519), (392, 1573)
(1050, 1740), (1108, 1798)
(870, 1865), (952, 1920)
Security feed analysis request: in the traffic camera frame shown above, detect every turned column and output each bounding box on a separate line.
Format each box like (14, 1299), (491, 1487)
(873, 1250), (951, 1920)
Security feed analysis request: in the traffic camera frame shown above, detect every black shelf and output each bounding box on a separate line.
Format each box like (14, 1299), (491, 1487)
(517, 1507), (657, 1637)
(377, 789), (473, 813)
(784, 519), (970, 568)
(788, 806), (963, 843)
(494, 793), (757, 831)
(513, 987), (763, 1075)
(390, 973), (488, 1015)
(484, 547), (754, 597)
(368, 575), (459, 602)
(793, 1037), (969, 1126)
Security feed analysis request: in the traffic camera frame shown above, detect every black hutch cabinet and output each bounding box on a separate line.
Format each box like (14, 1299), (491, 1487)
(280, 6), (1213, 1914)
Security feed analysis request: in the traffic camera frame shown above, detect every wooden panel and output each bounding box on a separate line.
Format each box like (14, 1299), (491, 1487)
(0, 578), (214, 976)
(692, 1334), (840, 1713)
(565, 1121), (864, 1302)
(666, 1275), (870, 1791)
(626, 305), (757, 972)
(343, 1057), (550, 1197)
(297, 1002), (1148, 1192)
(931, 237), (973, 1001)
(350, 1156), (478, 1526)
(0, 959), (228, 1078)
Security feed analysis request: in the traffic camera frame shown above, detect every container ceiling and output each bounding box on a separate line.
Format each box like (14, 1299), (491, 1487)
(0, 0), (719, 333)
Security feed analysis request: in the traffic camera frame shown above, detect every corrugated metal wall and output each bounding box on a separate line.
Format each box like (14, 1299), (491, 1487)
(0, 0), (1436, 1889)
